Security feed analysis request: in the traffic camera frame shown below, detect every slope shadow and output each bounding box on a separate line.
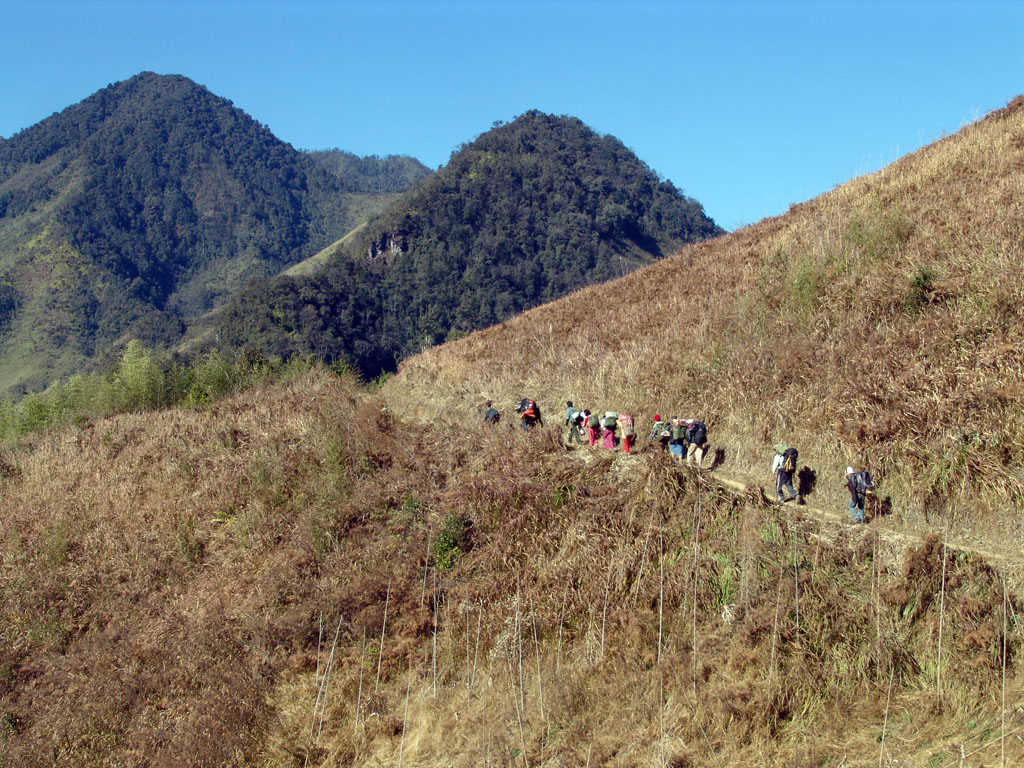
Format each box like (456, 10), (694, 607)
(797, 466), (817, 502)
(869, 495), (893, 520)
(709, 447), (726, 471)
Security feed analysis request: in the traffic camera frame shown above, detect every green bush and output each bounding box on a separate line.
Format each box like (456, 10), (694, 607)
(432, 513), (472, 571)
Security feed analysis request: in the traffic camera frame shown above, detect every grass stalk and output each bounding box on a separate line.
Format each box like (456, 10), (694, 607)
(768, 564), (784, 693)
(556, 583), (568, 673)
(632, 510), (656, 608)
(472, 599), (483, 689)
(504, 643), (529, 767)
(937, 531), (947, 698)
(432, 568), (439, 698)
(879, 664), (894, 768)
(530, 595), (545, 724)
(601, 555), (613, 660)
(315, 612), (344, 740)
(691, 486), (703, 693)
(376, 577), (391, 696)
(658, 526), (664, 666)
(516, 573), (525, 715)
(421, 525), (431, 606)
(792, 532), (800, 643)
(355, 627), (366, 731)
(398, 655), (413, 768)
(1002, 577), (1007, 768)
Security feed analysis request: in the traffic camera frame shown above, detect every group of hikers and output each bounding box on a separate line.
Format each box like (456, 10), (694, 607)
(484, 398), (877, 524)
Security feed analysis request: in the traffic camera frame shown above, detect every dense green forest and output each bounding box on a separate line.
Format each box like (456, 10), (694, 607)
(0, 75), (722, 393)
(305, 150), (432, 193)
(0, 73), (422, 393)
(218, 111), (723, 378)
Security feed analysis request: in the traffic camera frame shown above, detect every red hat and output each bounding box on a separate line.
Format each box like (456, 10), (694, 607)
(654, 414), (661, 421)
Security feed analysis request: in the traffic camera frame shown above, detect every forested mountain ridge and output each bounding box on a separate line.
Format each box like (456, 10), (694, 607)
(0, 72), (424, 393)
(217, 111), (723, 378)
(304, 150), (432, 193)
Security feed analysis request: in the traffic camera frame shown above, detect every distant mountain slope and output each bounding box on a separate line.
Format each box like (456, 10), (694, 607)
(305, 149), (432, 193)
(217, 111), (723, 378)
(0, 72), (419, 392)
(382, 96), (1024, 547)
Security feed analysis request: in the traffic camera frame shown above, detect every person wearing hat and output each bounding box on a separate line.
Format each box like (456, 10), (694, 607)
(647, 414), (668, 451)
(685, 418), (708, 467)
(771, 444), (798, 502)
(845, 466), (866, 522)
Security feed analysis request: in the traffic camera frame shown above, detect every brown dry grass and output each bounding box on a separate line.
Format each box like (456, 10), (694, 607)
(384, 95), (1024, 559)
(0, 366), (1017, 766)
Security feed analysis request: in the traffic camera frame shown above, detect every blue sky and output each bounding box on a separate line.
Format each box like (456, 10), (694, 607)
(2, 0), (1022, 231)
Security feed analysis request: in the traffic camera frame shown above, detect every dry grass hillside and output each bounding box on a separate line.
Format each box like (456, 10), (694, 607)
(0, 368), (1020, 766)
(384, 96), (1024, 560)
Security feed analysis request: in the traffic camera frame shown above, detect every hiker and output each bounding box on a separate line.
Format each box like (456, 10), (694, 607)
(669, 418), (687, 461)
(519, 398), (542, 431)
(483, 400), (500, 425)
(845, 466), (874, 523)
(565, 406), (584, 445)
(771, 444), (798, 502)
(648, 414), (670, 452)
(600, 411), (618, 450)
(584, 410), (599, 446)
(686, 418), (707, 467)
(619, 412), (635, 454)
(565, 401), (575, 425)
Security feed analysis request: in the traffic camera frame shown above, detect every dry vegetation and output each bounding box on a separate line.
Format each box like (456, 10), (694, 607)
(3, 99), (1024, 766)
(385, 96), (1024, 558)
(0, 366), (1020, 766)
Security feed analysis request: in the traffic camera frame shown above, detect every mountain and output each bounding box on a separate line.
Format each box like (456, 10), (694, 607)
(304, 149), (433, 193)
(0, 72), (424, 393)
(216, 111), (723, 378)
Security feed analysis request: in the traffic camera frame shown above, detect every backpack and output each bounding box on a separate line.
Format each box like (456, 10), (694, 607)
(689, 420), (707, 445)
(854, 470), (875, 495)
(619, 414), (635, 437)
(602, 413), (617, 431)
(523, 402), (537, 419)
(569, 409), (583, 426)
(781, 447), (798, 474)
(516, 398), (530, 414)
(671, 424), (687, 442)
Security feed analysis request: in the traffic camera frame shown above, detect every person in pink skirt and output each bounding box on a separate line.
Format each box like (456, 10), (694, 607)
(618, 413), (635, 453)
(601, 411), (617, 449)
(584, 410), (599, 446)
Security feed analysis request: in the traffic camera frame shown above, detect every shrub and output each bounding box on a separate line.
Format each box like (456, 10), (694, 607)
(432, 512), (472, 571)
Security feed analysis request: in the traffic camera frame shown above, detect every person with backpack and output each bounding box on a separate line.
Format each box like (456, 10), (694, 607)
(519, 398), (542, 431)
(845, 466), (874, 523)
(648, 414), (670, 452)
(771, 444), (798, 502)
(669, 418), (688, 461)
(565, 406), (584, 445)
(685, 418), (708, 467)
(584, 410), (599, 446)
(483, 400), (500, 426)
(618, 412), (635, 454)
(600, 411), (618, 450)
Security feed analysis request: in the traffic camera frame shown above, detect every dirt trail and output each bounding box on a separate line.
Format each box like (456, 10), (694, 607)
(593, 447), (1024, 593)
